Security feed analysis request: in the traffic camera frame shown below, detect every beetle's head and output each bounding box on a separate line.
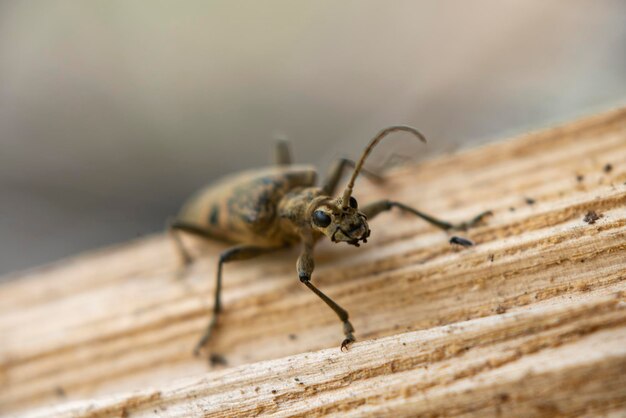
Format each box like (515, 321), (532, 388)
(310, 126), (427, 247)
(308, 196), (370, 247)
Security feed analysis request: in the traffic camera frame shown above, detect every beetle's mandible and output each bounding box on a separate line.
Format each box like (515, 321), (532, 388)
(168, 126), (491, 357)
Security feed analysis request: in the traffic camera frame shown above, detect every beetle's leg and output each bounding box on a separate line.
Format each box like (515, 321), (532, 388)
(322, 158), (384, 196)
(361, 200), (492, 231)
(168, 220), (221, 277)
(194, 245), (281, 356)
(275, 139), (292, 166)
(297, 233), (355, 351)
(167, 219), (195, 272)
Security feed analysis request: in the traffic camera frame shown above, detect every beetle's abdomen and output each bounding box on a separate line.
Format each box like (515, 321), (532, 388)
(178, 165), (317, 246)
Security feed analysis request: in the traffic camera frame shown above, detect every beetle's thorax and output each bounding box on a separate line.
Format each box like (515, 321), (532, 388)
(277, 187), (325, 237)
(278, 187), (370, 246)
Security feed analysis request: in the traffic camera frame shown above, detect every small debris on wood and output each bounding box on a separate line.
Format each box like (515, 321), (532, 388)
(525, 197), (536, 205)
(288, 334), (297, 341)
(54, 386), (66, 398)
(576, 282), (591, 292)
(576, 174), (584, 182)
(498, 393), (511, 402)
(209, 353), (228, 367)
(583, 211), (602, 225)
(603, 163), (613, 173)
(509, 207), (516, 212)
(495, 305), (507, 314)
(489, 254), (495, 262)
(449, 236), (474, 247)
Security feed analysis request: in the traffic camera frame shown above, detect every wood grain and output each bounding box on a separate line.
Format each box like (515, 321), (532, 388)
(1, 107), (626, 417)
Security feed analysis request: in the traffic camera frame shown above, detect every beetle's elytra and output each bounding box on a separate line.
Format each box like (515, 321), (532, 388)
(169, 126), (491, 356)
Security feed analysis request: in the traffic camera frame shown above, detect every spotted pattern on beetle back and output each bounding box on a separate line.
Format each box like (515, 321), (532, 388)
(228, 176), (283, 230)
(177, 165), (318, 247)
(209, 204), (219, 226)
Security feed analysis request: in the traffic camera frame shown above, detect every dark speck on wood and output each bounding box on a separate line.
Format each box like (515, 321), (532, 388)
(583, 210), (602, 224)
(450, 236), (474, 247)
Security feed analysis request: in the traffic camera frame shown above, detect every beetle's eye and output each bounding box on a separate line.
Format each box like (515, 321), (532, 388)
(312, 210), (332, 228)
(349, 196), (358, 209)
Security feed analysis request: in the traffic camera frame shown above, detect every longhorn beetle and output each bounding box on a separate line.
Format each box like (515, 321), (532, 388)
(169, 126), (491, 356)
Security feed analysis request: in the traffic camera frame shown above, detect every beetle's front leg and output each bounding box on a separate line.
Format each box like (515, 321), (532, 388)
(297, 233), (355, 351)
(361, 200), (491, 231)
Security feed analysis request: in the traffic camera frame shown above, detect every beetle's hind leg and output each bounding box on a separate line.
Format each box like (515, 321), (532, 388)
(168, 219), (224, 278)
(168, 219), (196, 277)
(194, 245), (281, 357)
(361, 200), (492, 231)
(275, 139), (293, 166)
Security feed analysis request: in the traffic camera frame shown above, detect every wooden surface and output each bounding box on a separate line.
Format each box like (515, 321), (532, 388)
(1, 108), (626, 417)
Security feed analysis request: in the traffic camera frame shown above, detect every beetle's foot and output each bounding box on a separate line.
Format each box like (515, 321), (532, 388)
(208, 352), (228, 367)
(341, 320), (355, 352)
(341, 336), (355, 352)
(451, 210), (493, 231)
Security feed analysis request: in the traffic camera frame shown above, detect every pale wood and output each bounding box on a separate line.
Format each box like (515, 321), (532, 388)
(1, 108), (626, 417)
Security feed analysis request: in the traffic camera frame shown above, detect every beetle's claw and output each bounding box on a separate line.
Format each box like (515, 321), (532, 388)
(341, 337), (354, 352)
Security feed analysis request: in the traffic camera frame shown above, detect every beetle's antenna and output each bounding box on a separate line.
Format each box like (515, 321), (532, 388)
(341, 126), (426, 208)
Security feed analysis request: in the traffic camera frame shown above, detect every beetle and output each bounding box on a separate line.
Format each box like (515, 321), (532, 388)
(169, 126), (491, 356)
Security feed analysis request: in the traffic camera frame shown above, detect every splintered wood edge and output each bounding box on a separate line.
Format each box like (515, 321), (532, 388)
(22, 294), (626, 417)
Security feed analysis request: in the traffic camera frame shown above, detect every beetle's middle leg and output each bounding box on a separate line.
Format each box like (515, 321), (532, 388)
(322, 158), (384, 195)
(361, 200), (492, 231)
(194, 244), (281, 356)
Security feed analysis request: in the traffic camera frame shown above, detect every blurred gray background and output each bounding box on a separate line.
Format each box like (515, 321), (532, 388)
(1, 1), (625, 276)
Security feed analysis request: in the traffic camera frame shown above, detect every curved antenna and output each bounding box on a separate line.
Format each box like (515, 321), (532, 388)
(341, 125), (426, 208)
